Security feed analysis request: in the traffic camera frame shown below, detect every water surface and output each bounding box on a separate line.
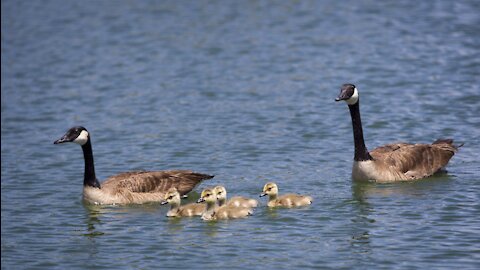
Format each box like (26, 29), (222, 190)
(2, 0), (480, 269)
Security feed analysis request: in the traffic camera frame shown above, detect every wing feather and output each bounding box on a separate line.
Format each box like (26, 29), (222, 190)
(101, 170), (213, 195)
(370, 140), (459, 178)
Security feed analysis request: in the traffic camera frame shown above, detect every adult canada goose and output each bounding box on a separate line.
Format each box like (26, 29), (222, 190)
(161, 188), (206, 217)
(197, 188), (252, 221)
(54, 126), (214, 204)
(335, 84), (462, 182)
(260, 182), (313, 208)
(213, 186), (258, 208)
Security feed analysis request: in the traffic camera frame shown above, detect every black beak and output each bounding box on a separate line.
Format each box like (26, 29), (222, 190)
(336, 85), (355, 102)
(160, 201), (168, 205)
(259, 193), (267, 197)
(54, 134), (70, 144)
(335, 92), (349, 102)
(197, 198), (205, 203)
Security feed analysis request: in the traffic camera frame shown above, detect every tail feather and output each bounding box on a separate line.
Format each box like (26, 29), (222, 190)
(432, 138), (453, 145)
(433, 138), (463, 150)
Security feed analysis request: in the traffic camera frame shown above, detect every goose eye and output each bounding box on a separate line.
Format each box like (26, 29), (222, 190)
(168, 196), (173, 200)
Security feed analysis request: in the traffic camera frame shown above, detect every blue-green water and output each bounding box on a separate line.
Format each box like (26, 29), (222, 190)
(2, 0), (480, 269)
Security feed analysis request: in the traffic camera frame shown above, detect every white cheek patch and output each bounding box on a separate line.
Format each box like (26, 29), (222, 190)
(73, 130), (89, 145)
(346, 87), (359, 105)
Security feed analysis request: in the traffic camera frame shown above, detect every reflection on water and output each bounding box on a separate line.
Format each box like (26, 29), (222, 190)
(348, 175), (455, 256)
(350, 231), (371, 255)
(2, 0), (478, 268)
(265, 207), (280, 219)
(352, 175), (453, 201)
(83, 203), (106, 238)
(349, 182), (375, 255)
(202, 220), (220, 238)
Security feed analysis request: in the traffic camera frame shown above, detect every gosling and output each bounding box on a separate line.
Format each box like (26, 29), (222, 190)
(214, 186), (258, 208)
(260, 182), (313, 208)
(197, 188), (252, 221)
(161, 188), (206, 217)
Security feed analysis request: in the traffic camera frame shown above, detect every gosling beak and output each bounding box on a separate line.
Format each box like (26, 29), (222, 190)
(197, 198), (205, 203)
(259, 193), (267, 197)
(160, 201), (168, 205)
(53, 134), (70, 144)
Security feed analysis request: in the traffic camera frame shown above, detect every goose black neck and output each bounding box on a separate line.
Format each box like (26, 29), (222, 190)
(348, 102), (373, 161)
(81, 139), (101, 188)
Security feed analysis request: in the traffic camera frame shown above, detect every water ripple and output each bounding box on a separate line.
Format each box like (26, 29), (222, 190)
(2, 0), (480, 269)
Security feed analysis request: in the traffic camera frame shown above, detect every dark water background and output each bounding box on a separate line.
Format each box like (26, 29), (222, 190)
(2, 0), (480, 269)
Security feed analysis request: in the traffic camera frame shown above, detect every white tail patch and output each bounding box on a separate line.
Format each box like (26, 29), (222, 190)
(73, 130), (89, 145)
(346, 87), (359, 105)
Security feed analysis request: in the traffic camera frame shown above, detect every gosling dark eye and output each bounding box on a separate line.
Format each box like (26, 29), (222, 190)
(168, 196), (173, 200)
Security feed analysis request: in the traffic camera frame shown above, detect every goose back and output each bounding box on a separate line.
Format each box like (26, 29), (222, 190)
(101, 170), (213, 195)
(84, 170), (213, 204)
(369, 140), (460, 180)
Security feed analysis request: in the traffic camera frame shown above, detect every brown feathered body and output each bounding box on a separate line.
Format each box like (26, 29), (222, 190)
(83, 170), (213, 205)
(336, 84), (461, 183)
(352, 140), (460, 182)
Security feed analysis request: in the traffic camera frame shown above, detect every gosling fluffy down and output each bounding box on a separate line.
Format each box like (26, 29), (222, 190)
(213, 186), (258, 208)
(260, 182), (313, 208)
(197, 188), (252, 221)
(161, 188), (206, 217)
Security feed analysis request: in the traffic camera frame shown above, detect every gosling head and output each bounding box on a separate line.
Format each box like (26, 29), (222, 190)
(197, 188), (217, 204)
(54, 126), (90, 146)
(260, 182), (278, 197)
(335, 83), (358, 105)
(213, 186), (227, 202)
(161, 188), (181, 205)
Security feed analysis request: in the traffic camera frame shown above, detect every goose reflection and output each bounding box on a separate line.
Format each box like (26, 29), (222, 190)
(82, 201), (161, 238)
(349, 182), (375, 255)
(352, 174), (452, 200)
(83, 203), (107, 238)
(349, 175), (452, 254)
